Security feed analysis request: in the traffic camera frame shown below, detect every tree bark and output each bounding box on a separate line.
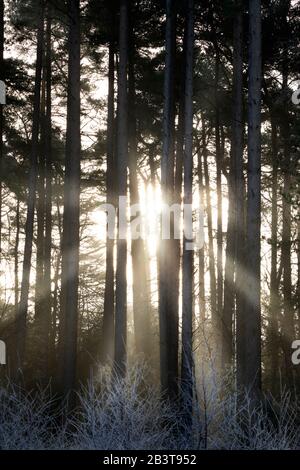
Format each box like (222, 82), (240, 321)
(202, 120), (217, 339)
(215, 50), (223, 354)
(198, 151), (205, 324)
(43, 6), (52, 378)
(159, 0), (178, 400)
(15, 0), (44, 376)
(114, 0), (129, 378)
(128, 26), (151, 359)
(14, 198), (20, 315)
(243, 0), (262, 397)
(268, 115), (280, 393)
(281, 66), (294, 386)
(181, 0), (194, 408)
(59, 0), (81, 397)
(102, 18), (116, 364)
(233, 1), (247, 391)
(222, 148), (236, 368)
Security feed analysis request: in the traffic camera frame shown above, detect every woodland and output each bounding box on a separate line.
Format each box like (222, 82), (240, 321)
(0, 0), (299, 450)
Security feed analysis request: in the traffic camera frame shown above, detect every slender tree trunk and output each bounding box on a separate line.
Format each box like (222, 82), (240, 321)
(243, 0), (262, 397)
(159, 0), (178, 399)
(222, 149), (236, 368)
(114, 0), (129, 378)
(281, 67), (294, 386)
(59, 0), (81, 397)
(128, 31), (151, 359)
(14, 197), (20, 315)
(181, 0), (194, 408)
(268, 115), (280, 393)
(233, 1), (247, 391)
(41, 9), (53, 378)
(35, 73), (46, 322)
(198, 151), (205, 324)
(202, 121), (217, 339)
(173, 38), (185, 365)
(102, 23), (116, 363)
(15, 1), (44, 375)
(215, 50), (223, 354)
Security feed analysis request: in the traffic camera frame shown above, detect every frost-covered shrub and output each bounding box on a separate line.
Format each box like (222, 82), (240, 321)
(0, 384), (64, 450)
(69, 365), (176, 450)
(0, 365), (299, 450)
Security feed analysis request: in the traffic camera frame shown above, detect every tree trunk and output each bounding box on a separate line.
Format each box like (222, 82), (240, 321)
(128, 28), (151, 359)
(15, 0), (44, 376)
(198, 151), (205, 324)
(159, 0), (178, 400)
(233, 1), (247, 391)
(35, 72), (46, 322)
(268, 115), (280, 393)
(215, 50), (223, 354)
(181, 0), (194, 408)
(202, 120), (217, 342)
(40, 8), (53, 378)
(14, 197), (20, 315)
(59, 0), (81, 397)
(173, 28), (186, 366)
(114, 0), (129, 378)
(102, 19), (116, 364)
(222, 149), (236, 368)
(243, 0), (262, 397)
(281, 67), (294, 387)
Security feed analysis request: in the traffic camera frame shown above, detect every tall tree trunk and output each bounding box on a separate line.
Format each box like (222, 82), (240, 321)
(41, 8), (52, 378)
(243, 0), (262, 397)
(233, 1), (247, 391)
(173, 30), (186, 363)
(128, 28), (151, 359)
(59, 0), (81, 397)
(202, 120), (217, 342)
(181, 0), (194, 408)
(159, 0), (178, 400)
(15, 1), (44, 376)
(35, 72), (46, 322)
(222, 149), (236, 368)
(114, 0), (129, 378)
(197, 151), (205, 324)
(215, 50), (223, 354)
(102, 20), (116, 363)
(14, 197), (20, 315)
(268, 115), (280, 393)
(281, 66), (294, 387)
